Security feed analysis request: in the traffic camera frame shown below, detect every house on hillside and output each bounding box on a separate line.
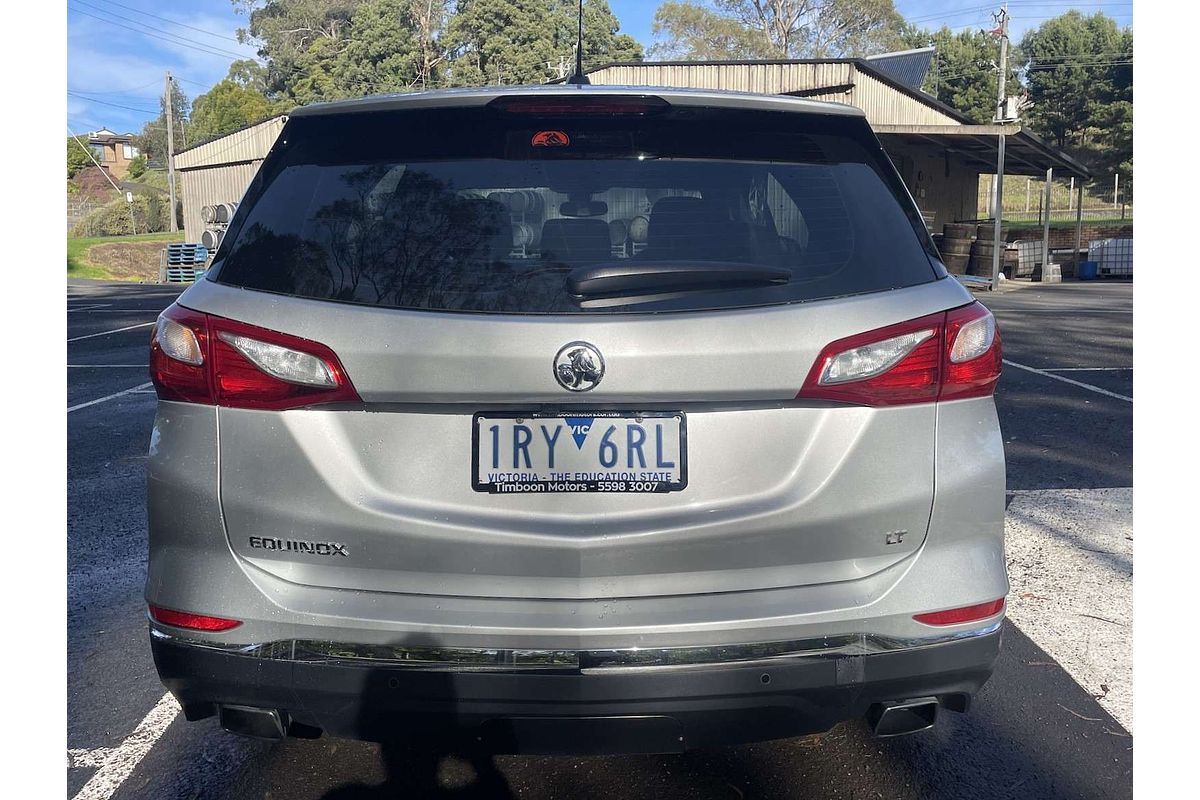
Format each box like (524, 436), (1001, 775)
(85, 128), (140, 179)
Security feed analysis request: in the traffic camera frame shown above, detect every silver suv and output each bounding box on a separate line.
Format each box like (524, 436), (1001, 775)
(146, 86), (1007, 752)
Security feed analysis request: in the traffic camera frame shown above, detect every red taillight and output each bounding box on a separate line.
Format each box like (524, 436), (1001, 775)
(487, 95), (669, 115)
(798, 312), (943, 406)
(913, 598), (1006, 626)
(941, 302), (1003, 400)
(797, 302), (1001, 407)
(149, 304), (361, 410)
(148, 604), (241, 632)
(149, 305), (211, 404)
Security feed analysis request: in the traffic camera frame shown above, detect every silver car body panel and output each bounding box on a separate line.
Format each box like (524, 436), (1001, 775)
(146, 85), (1006, 678)
(170, 277), (977, 604)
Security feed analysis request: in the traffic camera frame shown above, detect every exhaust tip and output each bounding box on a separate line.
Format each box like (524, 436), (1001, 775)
(218, 705), (287, 740)
(867, 698), (939, 738)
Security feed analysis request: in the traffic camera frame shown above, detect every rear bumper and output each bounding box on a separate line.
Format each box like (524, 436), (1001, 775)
(151, 624), (1001, 754)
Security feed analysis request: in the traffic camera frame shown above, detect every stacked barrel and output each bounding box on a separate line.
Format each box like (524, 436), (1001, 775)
(939, 223), (973, 274)
(940, 223), (1017, 278)
(969, 223), (1007, 277)
(609, 214), (649, 256)
(200, 202), (238, 253)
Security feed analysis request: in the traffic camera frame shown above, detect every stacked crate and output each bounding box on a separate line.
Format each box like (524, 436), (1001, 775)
(159, 243), (209, 283)
(1089, 238), (1133, 277)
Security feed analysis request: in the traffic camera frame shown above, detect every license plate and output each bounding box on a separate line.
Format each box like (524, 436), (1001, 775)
(473, 412), (687, 493)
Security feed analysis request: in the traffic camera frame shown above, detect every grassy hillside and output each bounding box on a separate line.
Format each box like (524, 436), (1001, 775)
(67, 231), (184, 281)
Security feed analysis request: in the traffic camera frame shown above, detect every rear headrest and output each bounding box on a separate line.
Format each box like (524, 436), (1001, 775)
(647, 196), (730, 258)
(540, 217), (611, 263)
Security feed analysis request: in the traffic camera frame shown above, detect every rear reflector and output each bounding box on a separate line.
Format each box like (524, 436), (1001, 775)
(150, 304), (361, 410)
(797, 302), (1001, 406)
(913, 598), (1006, 626)
(149, 604), (241, 632)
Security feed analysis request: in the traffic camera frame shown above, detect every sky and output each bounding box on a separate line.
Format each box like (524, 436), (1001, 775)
(67, 0), (1133, 137)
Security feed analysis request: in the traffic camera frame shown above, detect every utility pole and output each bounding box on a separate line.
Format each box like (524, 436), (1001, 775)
(165, 71), (178, 233)
(988, 3), (1010, 288)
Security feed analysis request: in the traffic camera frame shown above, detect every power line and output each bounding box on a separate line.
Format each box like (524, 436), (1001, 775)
(68, 5), (390, 100)
(72, 0), (246, 52)
(65, 78), (161, 96)
(68, 5), (253, 62)
(67, 91), (159, 114)
(905, 1), (1130, 27)
(89, 0), (246, 45)
(937, 59), (1132, 82)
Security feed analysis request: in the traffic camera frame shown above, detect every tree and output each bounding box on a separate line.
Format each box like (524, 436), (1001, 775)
(233, 1), (364, 104)
(126, 154), (149, 180)
(233, 1), (453, 100)
(189, 78), (276, 143)
(651, 0), (903, 60)
(333, 0), (428, 93)
(133, 81), (189, 167)
(651, 1), (767, 60)
(67, 137), (91, 178)
(1020, 11), (1132, 175)
(896, 25), (1021, 123)
(226, 58), (272, 93)
(444, 0), (641, 87)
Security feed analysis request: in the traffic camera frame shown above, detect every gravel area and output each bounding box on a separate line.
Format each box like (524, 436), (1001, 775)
(1005, 487), (1133, 730)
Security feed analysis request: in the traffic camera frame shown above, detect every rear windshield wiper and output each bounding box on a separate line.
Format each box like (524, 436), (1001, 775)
(567, 262), (791, 297)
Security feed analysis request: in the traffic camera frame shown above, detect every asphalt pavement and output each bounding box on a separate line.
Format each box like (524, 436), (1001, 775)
(67, 277), (1133, 799)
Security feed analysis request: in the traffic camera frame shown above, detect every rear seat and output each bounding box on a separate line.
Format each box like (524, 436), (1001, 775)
(643, 196), (751, 261)
(540, 218), (611, 263)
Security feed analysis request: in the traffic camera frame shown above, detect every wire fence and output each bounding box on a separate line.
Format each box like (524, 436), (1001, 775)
(978, 175), (1132, 225)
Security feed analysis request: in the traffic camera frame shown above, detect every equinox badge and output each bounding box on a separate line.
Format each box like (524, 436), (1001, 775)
(249, 536), (349, 557)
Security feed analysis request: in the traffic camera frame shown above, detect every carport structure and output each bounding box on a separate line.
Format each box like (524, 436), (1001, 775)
(579, 56), (1092, 287)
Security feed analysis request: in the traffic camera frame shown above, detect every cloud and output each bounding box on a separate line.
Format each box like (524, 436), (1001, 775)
(66, 3), (258, 132)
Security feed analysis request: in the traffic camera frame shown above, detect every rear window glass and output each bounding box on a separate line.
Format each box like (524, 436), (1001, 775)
(211, 104), (937, 314)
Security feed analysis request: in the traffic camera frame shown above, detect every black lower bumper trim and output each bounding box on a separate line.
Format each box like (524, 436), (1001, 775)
(152, 630), (1000, 754)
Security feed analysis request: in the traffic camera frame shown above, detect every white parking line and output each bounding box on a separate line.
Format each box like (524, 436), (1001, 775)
(70, 692), (180, 800)
(68, 322), (155, 343)
(1043, 367), (1132, 372)
(66, 304), (111, 312)
(1003, 359), (1132, 402)
(67, 364), (149, 368)
(68, 309), (164, 314)
(68, 382), (154, 413)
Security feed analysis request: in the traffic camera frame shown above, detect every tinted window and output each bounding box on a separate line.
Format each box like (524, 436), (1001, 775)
(212, 105), (937, 313)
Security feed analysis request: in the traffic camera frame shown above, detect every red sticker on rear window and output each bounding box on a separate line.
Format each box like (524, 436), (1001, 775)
(532, 130), (570, 147)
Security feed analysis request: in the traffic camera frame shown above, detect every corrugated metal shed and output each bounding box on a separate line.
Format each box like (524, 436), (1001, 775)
(863, 47), (936, 92)
(585, 60), (962, 127)
(174, 115), (286, 243)
(587, 62), (855, 97)
(174, 115), (286, 170)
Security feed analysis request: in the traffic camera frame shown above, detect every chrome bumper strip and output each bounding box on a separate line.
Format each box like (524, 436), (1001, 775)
(151, 619), (1002, 673)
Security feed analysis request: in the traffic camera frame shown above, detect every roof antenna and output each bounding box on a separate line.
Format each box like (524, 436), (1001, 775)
(567, 0), (590, 85)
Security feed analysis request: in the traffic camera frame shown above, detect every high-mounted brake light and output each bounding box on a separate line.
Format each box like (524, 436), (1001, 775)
(797, 302), (1001, 406)
(149, 604), (241, 632)
(149, 304), (361, 410)
(487, 95), (669, 115)
(913, 598), (1006, 626)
